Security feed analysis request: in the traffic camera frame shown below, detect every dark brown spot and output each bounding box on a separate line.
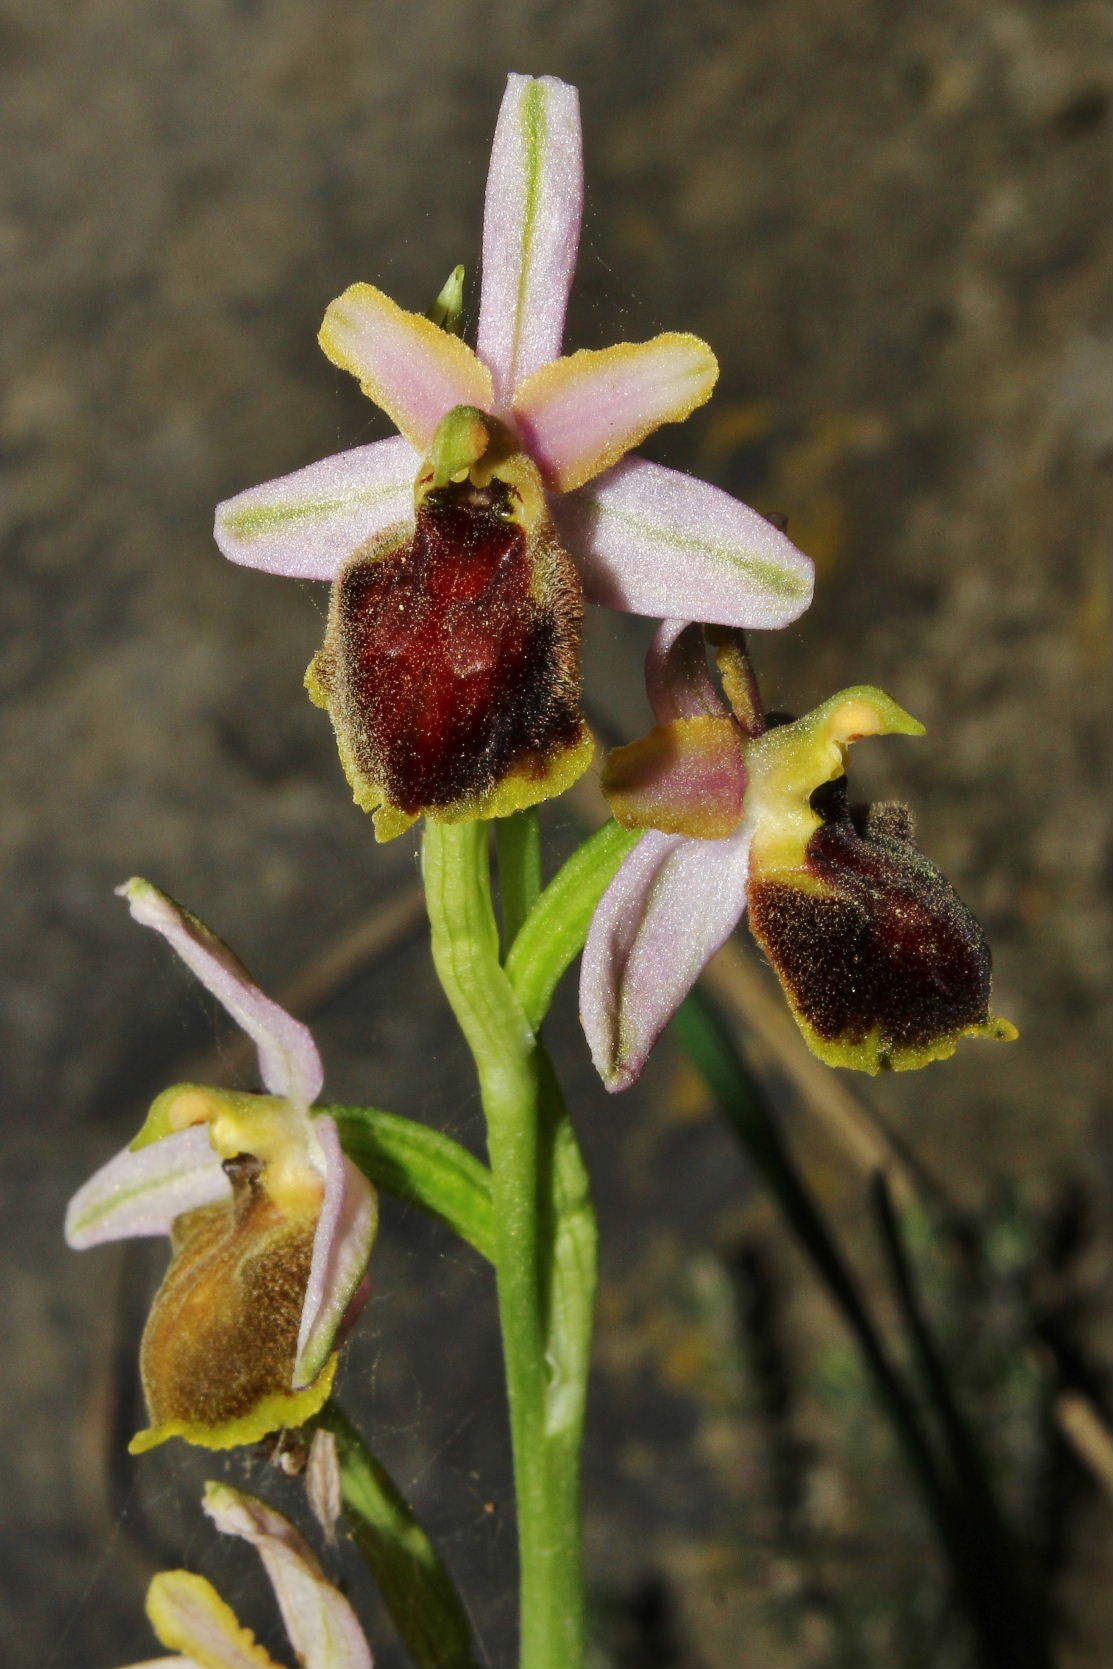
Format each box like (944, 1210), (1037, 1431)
(327, 478), (584, 814)
(748, 783), (992, 1060)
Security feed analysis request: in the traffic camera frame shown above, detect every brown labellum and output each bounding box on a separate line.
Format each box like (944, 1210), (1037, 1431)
(748, 783), (1009, 1073)
(139, 1165), (315, 1434)
(309, 473), (589, 831)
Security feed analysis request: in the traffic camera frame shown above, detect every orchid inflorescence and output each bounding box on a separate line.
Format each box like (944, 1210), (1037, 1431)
(69, 72), (1015, 1669)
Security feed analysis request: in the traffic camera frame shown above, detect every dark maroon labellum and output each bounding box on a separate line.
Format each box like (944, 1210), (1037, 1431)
(319, 477), (585, 819)
(748, 782), (997, 1071)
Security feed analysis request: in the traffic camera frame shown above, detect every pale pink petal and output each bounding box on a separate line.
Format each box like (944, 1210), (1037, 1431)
(319, 284), (493, 451)
(553, 456), (814, 627)
(477, 73), (583, 410)
(214, 436), (419, 580)
(204, 1485), (374, 1669)
(580, 825), (752, 1091)
(146, 1570), (281, 1669)
(119, 880), (323, 1110)
(294, 1115), (378, 1388)
(64, 1125), (228, 1249)
(645, 621), (728, 723)
(513, 335), (718, 493)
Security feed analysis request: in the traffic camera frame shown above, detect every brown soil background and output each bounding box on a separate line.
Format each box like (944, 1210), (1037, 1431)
(2, 3), (1109, 1666)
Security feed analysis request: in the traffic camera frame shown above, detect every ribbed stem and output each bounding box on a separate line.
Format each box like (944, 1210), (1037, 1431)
(422, 820), (589, 1669)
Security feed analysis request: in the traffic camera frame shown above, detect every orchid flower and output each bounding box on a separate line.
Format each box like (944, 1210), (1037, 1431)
(65, 879), (377, 1452)
(121, 1481), (372, 1669)
(581, 622), (1017, 1088)
(214, 73), (813, 840)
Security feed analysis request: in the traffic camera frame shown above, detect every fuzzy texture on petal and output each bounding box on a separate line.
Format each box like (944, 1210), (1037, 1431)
(131, 1165), (336, 1452)
(146, 1570), (281, 1669)
(319, 284), (493, 451)
(554, 456), (814, 627)
(214, 436), (419, 580)
(306, 461), (592, 838)
(513, 335), (718, 493)
(294, 1115), (378, 1388)
(65, 1124), (228, 1249)
(119, 880), (324, 1110)
(204, 1484), (374, 1669)
(581, 823), (752, 1091)
(477, 73), (583, 411)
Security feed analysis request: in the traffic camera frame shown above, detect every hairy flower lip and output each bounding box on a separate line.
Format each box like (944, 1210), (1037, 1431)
(581, 623), (1016, 1088)
(213, 73), (814, 833)
(65, 881), (377, 1449)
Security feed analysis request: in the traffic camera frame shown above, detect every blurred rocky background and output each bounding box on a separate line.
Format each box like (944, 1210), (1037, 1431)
(1, 1), (1109, 1665)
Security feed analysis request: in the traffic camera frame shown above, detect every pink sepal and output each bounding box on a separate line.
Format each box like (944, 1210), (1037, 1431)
(119, 880), (324, 1111)
(554, 456), (814, 628)
(204, 1484), (374, 1669)
(64, 1125), (228, 1249)
(580, 824), (752, 1091)
(214, 435), (418, 580)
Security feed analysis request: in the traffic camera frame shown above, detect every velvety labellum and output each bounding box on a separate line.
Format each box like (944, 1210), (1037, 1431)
(137, 1160), (321, 1443)
(748, 790), (1009, 1073)
(312, 476), (587, 825)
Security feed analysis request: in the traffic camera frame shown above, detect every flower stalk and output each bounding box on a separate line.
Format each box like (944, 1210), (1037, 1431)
(422, 818), (592, 1669)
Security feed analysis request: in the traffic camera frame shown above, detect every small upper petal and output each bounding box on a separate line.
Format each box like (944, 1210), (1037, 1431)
(319, 283), (493, 451)
(553, 455), (814, 627)
(214, 436), (420, 580)
(580, 824), (752, 1091)
(64, 1124), (227, 1249)
(513, 335), (718, 493)
(119, 880), (324, 1110)
(204, 1484), (374, 1669)
(294, 1115), (378, 1389)
(477, 73), (584, 410)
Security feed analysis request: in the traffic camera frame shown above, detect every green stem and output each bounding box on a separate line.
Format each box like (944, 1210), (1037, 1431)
(422, 819), (589, 1669)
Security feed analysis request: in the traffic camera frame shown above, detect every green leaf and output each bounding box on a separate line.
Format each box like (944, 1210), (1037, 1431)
(315, 1404), (479, 1669)
(327, 1104), (495, 1264)
(505, 821), (640, 1030)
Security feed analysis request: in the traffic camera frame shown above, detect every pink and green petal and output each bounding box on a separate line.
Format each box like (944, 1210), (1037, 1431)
(119, 880), (324, 1111)
(294, 1115), (379, 1388)
(553, 456), (814, 627)
(580, 823), (752, 1091)
(645, 620), (729, 724)
(513, 335), (719, 493)
(64, 1125), (228, 1250)
(319, 284), (493, 450)
(214, 436), (419, 580)
(477, 73), (583, 411)
(204, 1485), (374, 1669)
(603, 716), (747, 838)
(145, 1570), (281, 1669)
